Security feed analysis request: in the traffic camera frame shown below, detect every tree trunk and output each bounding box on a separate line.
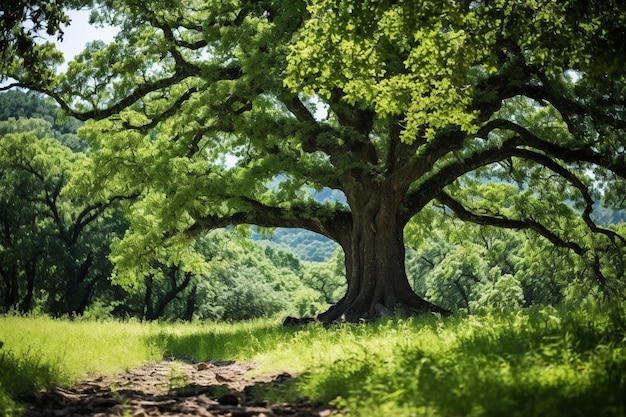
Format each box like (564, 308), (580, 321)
(19, 261), (36, 314)
(318, 188), (447, 323)
(144, 268), (193, 321)
(183, 284), (197, 322)
(144, 275), (155, 320)
(0, 267), (19, 313)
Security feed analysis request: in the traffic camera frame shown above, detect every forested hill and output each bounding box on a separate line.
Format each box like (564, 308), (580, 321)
(251, 178), (345, 262)
(0, 90), (86, 151)
(593, 203), (626, 226)
(0, 90), (82, 133)
(252, 227), (339, 262)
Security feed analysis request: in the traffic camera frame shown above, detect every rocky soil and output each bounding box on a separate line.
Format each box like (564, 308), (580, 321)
(21, 360), (338, 417)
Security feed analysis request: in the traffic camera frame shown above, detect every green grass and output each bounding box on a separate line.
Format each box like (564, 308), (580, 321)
(1, 302), (626, 417)
(0, 316), (163, 415)
(293, 305), (626, 417)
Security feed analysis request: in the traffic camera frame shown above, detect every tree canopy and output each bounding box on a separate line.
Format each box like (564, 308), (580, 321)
(0, 90), (350, 320)
(0, 115), (126, 315)
(3, 0), (625, 322)
(0, 0), (80, 86)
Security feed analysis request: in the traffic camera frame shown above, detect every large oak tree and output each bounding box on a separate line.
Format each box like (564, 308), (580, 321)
(5, 0), (625, 322)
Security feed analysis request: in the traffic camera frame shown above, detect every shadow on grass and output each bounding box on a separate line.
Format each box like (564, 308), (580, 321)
(303, 343), (626, 416)
(144, 321), (304, 362)
(0, 350), (64, 398)
(297, 306), (626, 417)
(0, 347), (67, 416)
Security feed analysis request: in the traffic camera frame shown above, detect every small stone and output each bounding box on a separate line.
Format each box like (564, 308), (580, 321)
(196, 362), (211, 371)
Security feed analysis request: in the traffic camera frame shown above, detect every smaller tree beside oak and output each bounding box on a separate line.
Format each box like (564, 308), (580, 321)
(0, 116), (125, 315)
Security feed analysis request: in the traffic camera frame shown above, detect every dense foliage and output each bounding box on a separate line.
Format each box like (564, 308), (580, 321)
(0, 91), (345, 320)
(0, 0), (74, 87)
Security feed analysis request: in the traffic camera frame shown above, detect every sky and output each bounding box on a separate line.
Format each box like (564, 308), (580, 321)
(0, 9), (116, 88)
(52, 9), (118, 67)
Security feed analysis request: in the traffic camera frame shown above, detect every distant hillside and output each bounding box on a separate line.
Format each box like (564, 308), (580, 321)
(250, 181), (345, 262)
(252, 228), (339, 262)
(0, 90), (86, 151)
(0, 90), (82, 135)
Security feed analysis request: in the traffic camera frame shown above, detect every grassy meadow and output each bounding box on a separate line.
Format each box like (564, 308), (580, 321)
(1, 301), (625, 416)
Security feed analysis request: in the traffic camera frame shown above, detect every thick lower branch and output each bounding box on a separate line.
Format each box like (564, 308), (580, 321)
(511, 148), (626, 247)
(186, 197), (351, 244)
(437, 191), (586, 256)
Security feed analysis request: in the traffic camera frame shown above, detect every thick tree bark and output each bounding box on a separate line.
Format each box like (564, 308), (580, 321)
(0, 268), (19, 313)
(318, 188), (448, 323)
(19, 261), (36, 314)
(183, 284), (197, 322)
(144, 275), (155, 320)
(60, 252), (94, 316)
(144, 268), (193, 321)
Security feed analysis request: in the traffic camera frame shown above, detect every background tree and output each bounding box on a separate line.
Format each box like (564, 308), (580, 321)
(0, 91), (85, 149)
(6, 0), (625, 322)
(0, 128), (51, 313)
(0, 114), (125, 315)
(406, 217), (585, 313)
(302, 249), (346, 306)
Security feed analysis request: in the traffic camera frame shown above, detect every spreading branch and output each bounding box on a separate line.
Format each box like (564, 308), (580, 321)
(510, 148), (626, 247)
(478, 118), (626, 179)
(436, 191), (586, 256)
(186, 196), (352, 245)
(401, 135), (523, 222)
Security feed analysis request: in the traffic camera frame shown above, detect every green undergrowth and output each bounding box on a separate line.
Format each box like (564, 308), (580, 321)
(289, 303), (626, 417)
(0, 317), (163, 416)
(1, 301), (626, 416)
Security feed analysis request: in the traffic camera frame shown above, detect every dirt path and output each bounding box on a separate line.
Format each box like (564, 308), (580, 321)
(22, 360), (337, 417)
